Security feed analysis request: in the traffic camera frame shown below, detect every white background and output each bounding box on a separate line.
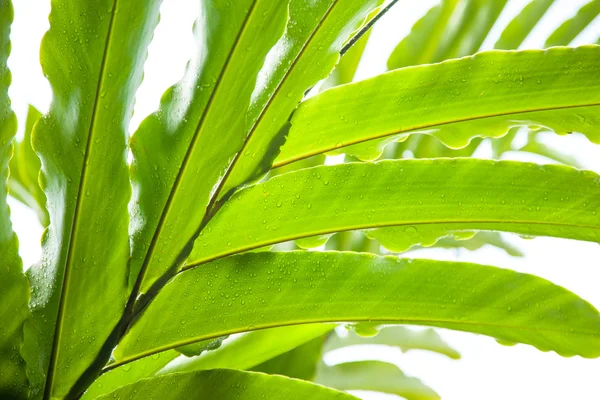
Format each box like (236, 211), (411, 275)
(7, 0), (600, 399)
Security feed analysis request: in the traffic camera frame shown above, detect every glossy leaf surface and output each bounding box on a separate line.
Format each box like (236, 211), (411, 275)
(277, 46), (600, 165)
(115, 252), (600, 365)
(188, 159), (600, 265)
(21, 0), (162, 397)
(252, 336), (325, 381)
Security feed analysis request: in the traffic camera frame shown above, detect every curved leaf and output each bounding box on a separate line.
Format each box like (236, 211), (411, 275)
(187, 159), (600, 266)
(315, 360), (439, 400)
(96, 369), (357, 400)
(0, 1), (29, 397)
(323, 326), (460, 359)
(8, 105), (47, 226)
(21, 0), (162, 397)
(158, 324), (334, 375)
(277, 46), (600, 165)
(114, 252), (600, 366)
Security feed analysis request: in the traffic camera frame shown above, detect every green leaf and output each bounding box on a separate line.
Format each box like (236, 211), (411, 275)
(387, 1), (460, 69)
(252, 336), (325, 381)
(323, 326), (460, 359)
(0, 1), (29, 397)
(114, 252), (600, 366)
(277, 46), (600, 165)
(96, 369), (358, 400)
(175, 336), (227, 358)
(388, 0), (507, 70)
(495, 0), (554, 50)
(187, 159), (600, 266)
(322, 0), (385, 88)
(157, 324), (335, 375)
(8, 105), (48, 226)
(315, 360), (440, 400)
(82, 351), (180, 400)
(545, 0), (600, 47)
(21, 0), (162, 397)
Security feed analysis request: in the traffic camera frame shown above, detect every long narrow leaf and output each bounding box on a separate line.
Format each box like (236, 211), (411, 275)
(277, 46), (600, 165)
(495, 0), (554, 50)
(21, 0), (162, 397)
(114, 252), (600, 366)
(0, 1), (29, 397)
(545, 0), (600, 47)
(187, 159), (600, 266)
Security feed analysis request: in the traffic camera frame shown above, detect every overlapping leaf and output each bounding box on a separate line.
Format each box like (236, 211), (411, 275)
(129, 0), (382, 298)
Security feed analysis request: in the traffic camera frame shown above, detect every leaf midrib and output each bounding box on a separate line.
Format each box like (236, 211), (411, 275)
(43, 0), (120, 397)
(186, 218), (600, 268)
(274, 98), (600, 168)
(107, 315), (600, 370)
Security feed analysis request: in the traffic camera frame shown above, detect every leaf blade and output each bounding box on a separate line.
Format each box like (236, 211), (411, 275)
(277, 46), (600, 165)
(187, 159), (600, 266)
(21, 0), (162, 397)
(115, 252), (600, 365)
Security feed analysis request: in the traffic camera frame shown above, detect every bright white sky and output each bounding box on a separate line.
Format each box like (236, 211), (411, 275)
(7, 0), (600, 399)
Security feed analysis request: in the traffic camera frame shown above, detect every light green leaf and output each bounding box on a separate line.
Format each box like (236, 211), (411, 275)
(252, 336), (325, 381)
(388, 0), (507, 70)
(315, 360), (440, 400)
(21, 0), (162, 397)
(545, 0), (600, 47)
(323, 326), (460, 359)
(277, 46), (600, 165)
(187, 159), (600, 266)
(157, 324), (334, 375)
(0, 1), (29, 397)
(96, 369), (358, 400)
(8, 105), (48, 226)
(387, 0), (460, 69)
(495, 0), (554, 50)
(114, 252), (600, 366)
